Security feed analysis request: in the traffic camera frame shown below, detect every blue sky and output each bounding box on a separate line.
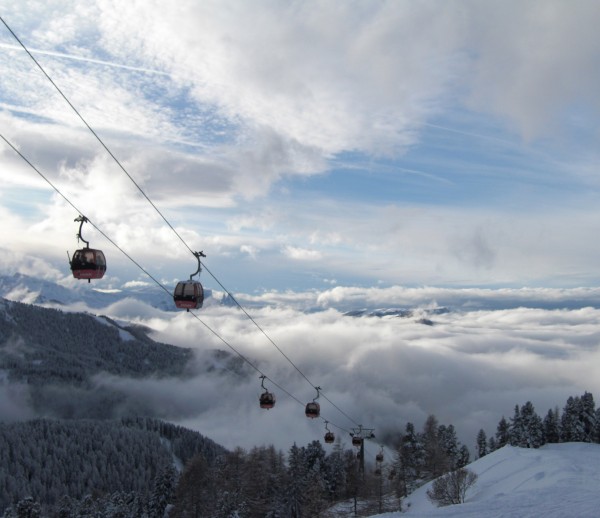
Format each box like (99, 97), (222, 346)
(1, 0), (600, 294)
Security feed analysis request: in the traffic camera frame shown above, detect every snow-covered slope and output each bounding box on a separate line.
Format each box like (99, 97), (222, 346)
(375, 443), (600, 518)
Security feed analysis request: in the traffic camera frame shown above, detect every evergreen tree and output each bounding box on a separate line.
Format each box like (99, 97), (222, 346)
(438, 424), (459, 470)
(282, 443), (307, 517)
(594, 407), (600, 443)
(476, 429), (488, 458)
(456, 444), (470, 469)
(148, 464), (177, 518)
(304, 440), (327, 480)
(302, 460), (327, 517)
(495, 417), (510, 448)
(54, 495), (74, 518)
(323, 442), (347, 502)
(561, 396), (585, 442)
(519, 401), (544, 448)
(422, 415), (446, 479)
(580, 392), (596, 442)
(396, 422), (424, 494)
(487, 436), (497, 452)
(214, 448), (248, 517)
(509, 405), (523, 446)
(73, 494), (98, 517)
(543, 408), (561, 444)
(560, 392), (596, 443)
(342, 448), (361, 503)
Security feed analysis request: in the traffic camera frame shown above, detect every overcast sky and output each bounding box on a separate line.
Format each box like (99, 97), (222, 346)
(1, 1), (600, 455)
(1, 0), (600, 293)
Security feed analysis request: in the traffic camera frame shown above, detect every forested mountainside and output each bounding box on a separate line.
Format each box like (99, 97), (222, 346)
(0, 298), (200, 419)
(0, 298), (193, 383)
(0, 417), (226, 515)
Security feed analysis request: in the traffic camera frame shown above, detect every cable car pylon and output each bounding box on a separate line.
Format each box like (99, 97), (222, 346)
(350, 425), (376, 478)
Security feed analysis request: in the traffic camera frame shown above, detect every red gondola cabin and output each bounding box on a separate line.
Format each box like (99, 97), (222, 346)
(260, 391), (276, 409)
(173, 280), (204, 310)
(305, 401), (320, 418)
(71, 248), (106, 280)
(352, 436), (363, 448)
(324, 431), (335, 443)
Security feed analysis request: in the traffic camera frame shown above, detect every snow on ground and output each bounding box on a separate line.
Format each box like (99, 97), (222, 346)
(373, 443), (600, 518)
(93, 315), (136, 341)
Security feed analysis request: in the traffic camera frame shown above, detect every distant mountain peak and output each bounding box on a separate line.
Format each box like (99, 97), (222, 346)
(0, 272), (212, 312)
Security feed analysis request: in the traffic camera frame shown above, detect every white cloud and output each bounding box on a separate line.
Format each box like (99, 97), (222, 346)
(282, 245), (323, 262)
(2, 0), (600, 294)
(4, 272), (600, 452)
(464, 0), (600, 141)
(239, 245), (258, 260)
(92, 0), (463, 156)
(83, 292), (600, 452)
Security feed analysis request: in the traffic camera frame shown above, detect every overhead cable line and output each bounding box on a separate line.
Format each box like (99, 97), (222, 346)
(202, 272), (362, 427)
(0, 133), (169, 296)
(0, 131), (351, 438)
(0, 14), (195, 257)
(0, 16), (362, 430)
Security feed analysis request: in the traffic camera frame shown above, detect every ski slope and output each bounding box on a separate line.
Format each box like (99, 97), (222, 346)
(374, 443), (600, 517)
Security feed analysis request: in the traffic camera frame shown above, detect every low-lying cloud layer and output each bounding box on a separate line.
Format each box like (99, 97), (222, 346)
(92, 288), (600, 454)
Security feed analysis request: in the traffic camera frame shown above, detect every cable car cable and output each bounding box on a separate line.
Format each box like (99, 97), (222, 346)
(0, 133), (170, 296)
(199, 265), (362, 428)
(0, 14), (196, 259)
(1, 131), (356, 440)
(1, 17), (363, 431)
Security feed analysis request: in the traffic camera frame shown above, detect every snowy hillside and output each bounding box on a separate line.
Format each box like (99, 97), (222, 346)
(375, 443), (600, 518)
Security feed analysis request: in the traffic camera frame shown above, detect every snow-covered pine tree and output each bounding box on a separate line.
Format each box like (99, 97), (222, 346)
(519, 401), (544, 448)
(148, 464), (177, 518)
(438, 424), (459, 470)
(580, 392), (596, 442)
(397, 422), (425, 493)
(301, 460), (327, 516)
(281, 443), (308, 518)
(495, 416), (510, 448)
(304, 440), (327, 475)
(561, 396), (585, 442)
(476, 429), (488, 458)
(594, 407), (600, 443)
(3, 497), (41, 518)
(323, 442), (347, 502)
(456, 444), (470, 468)
(422, 415), (446, 479)
(543, 407), (561, 444)
(509, 406), (523, 446)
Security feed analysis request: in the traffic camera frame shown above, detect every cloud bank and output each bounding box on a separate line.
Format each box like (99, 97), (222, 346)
(90, 289), (600, 454)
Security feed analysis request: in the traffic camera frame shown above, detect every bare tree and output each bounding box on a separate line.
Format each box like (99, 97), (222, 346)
(426, 468), (478, 507)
